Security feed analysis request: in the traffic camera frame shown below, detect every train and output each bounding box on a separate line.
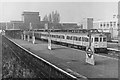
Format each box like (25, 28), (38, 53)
(4, 29), (108, 53)
(32, 29), (107, 53)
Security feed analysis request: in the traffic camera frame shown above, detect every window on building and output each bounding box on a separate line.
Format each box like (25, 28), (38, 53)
(114, 22), (116, 26)
(107, 23), (109, 27)
(100, 24), (102, 27)
(110, 22), (112, 26)
(104, 23), (106, 27)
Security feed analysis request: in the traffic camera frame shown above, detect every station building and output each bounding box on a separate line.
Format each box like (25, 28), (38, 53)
(22, 11), (41, 30)
(93, 19), (118, 39)
(80, 18), (93, 29)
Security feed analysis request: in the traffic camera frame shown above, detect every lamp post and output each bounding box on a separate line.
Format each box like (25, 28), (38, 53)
(30, 22), (35, 44)
(45, 23), (52, 50)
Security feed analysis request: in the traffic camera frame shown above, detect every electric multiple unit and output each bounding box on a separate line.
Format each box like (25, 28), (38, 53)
(34, 31), (107, 53)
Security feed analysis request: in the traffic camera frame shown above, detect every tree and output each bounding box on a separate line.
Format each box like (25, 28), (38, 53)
(48, 14), (52, 23)
(43, 11), (60, 23)
(42, 14), (48, 21)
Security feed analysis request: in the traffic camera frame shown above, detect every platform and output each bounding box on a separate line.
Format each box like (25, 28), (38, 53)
(10, 38), (118, 78)
(107, 42), (120, 51)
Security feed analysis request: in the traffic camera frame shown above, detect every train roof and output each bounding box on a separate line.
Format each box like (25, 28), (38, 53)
(40, 31), (106, 37)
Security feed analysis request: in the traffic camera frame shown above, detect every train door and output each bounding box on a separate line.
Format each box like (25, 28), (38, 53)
(94, 36), (99, 48)
(99, 37), (107, 48)
(91, 36), (94, 48)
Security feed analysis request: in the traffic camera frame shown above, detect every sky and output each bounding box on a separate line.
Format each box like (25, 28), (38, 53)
(0, 1), (119, 23)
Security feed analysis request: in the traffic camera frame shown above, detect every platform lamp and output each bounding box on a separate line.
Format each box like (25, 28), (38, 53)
(27, 22), (32, 42)
(45, 23), (52, 50)
(30, 22), (35, 44)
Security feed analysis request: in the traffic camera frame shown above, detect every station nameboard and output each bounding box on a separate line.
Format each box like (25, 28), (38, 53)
(86, 46), (95, 65)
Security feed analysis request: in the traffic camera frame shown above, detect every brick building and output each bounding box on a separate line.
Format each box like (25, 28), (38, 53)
(22, 11), (41, 30)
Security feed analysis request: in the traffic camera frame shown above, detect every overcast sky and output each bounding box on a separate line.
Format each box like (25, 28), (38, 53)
(0, 1), (118, 23)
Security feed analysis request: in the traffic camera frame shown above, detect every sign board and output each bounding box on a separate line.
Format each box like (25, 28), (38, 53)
(86, 46), (95, 65)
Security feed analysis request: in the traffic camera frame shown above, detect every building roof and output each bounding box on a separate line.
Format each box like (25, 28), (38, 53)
(22, 11), (39, 15)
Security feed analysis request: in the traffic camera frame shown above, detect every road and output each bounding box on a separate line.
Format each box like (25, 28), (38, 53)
(10, 38), (118, 78)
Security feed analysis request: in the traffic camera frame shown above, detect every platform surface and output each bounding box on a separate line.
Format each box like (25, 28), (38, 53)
(10, 38), (118, 78)
(107, 42), (120, 51)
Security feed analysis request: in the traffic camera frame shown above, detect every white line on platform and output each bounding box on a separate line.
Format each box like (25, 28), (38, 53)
(66, 68), (87, 79)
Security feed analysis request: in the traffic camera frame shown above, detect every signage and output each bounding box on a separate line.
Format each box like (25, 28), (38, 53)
(86, 46), (95, 65)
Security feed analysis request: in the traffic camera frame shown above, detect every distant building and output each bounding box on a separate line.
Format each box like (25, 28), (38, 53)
(81, 18), (93, 29)
(22, 11), (41, 29)
(93, 19), (118, 39)
(0, 22), (6, 30)
(10, 21), (24, 30)
(118, 1), (120, 46)
(60, 22), (78, 29)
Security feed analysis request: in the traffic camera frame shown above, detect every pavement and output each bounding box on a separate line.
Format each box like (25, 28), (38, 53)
(10, 38), (118, 78)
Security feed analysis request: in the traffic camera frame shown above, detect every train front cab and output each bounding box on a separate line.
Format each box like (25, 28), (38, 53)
(91, 34), (107, 53)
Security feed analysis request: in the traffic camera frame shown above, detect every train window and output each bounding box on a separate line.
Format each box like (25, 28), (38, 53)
(91, 38), (93, 42)
(76, 37), (79, 41)
(67, 36), (70, 40)
(53, 35), (55, 38)
(100, 37), (102, 42)
(52, 35), (53, 37)
(103, 37), (106, 42)
(58, 35), (60, 38)
(82, 37), (84, 41)
(86, 38), (89, 42)
(95, 37), (99, 42)
(70, 36), (73, 40)
(73, 36), (77, 41)
(79, 37), (81, 41)
(61, 36), (64, 39)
